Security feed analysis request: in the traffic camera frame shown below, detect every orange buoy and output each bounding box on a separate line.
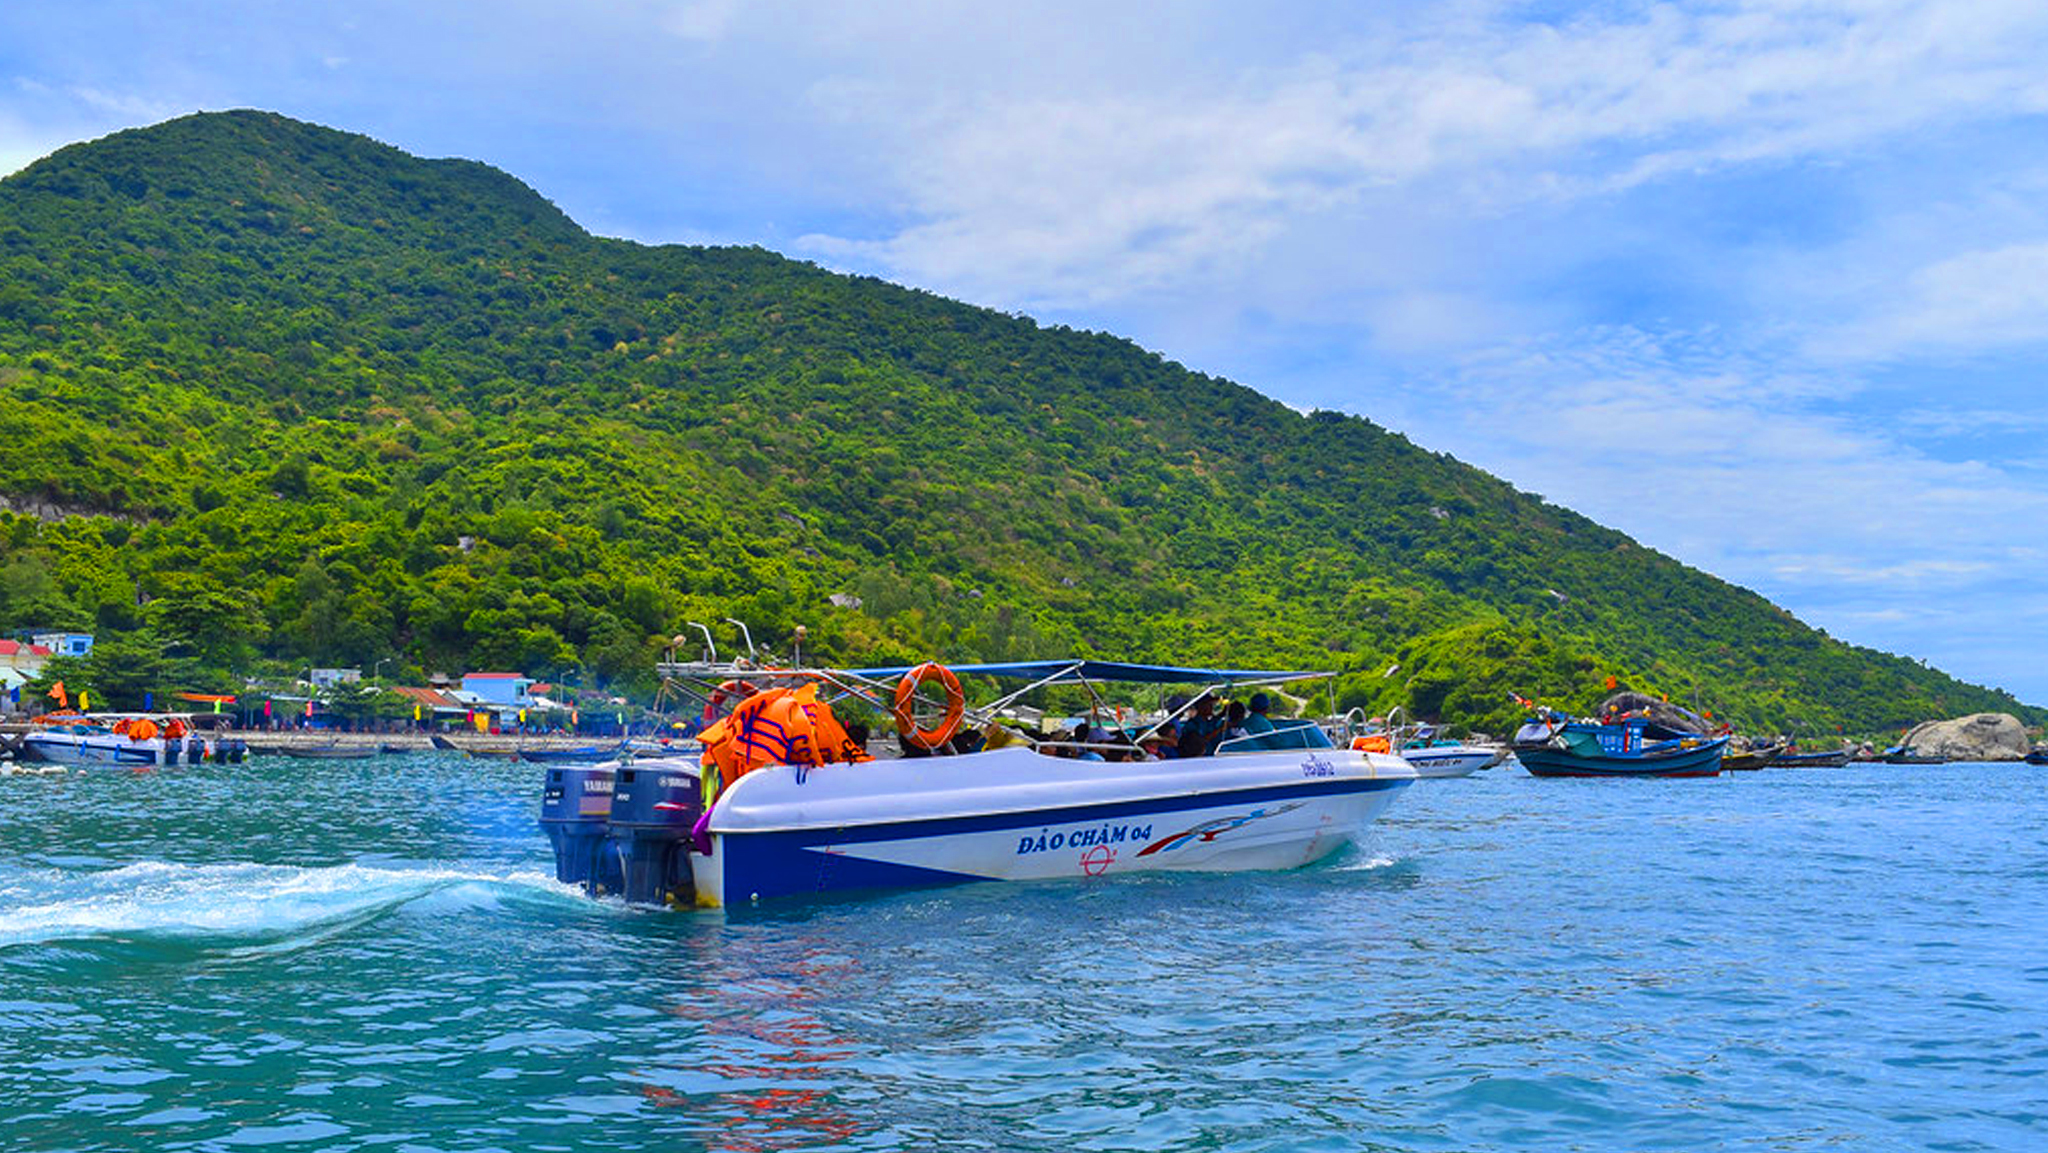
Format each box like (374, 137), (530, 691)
(892, 662), (965, 751)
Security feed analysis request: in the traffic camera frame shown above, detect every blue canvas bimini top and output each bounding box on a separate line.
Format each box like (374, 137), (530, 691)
(840, 659), (1333, 685)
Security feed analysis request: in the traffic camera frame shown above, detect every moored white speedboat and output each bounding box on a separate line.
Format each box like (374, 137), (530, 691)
(1397, 742), (1505, 778)
(19, 714), (242, 766)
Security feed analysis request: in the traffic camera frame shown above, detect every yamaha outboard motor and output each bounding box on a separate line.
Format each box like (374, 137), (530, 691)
(607, 761), (701, 906)
(538, 764), (624, 896)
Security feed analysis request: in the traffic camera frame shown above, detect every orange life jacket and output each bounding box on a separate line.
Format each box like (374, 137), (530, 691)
(698, 684), (871, 804)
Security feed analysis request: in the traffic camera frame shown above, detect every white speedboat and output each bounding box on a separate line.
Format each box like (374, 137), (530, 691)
(551, 659), (1417, 907)
(1335, 709), (1502, 779)
(19, 714), (223, 766)
(1396, 742), (1506, 778)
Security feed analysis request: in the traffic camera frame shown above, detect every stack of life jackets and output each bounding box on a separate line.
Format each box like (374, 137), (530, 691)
(697, 683), (871, 810)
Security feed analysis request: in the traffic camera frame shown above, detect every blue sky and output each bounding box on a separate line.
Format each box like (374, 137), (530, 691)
(4, 1), (2046, 704)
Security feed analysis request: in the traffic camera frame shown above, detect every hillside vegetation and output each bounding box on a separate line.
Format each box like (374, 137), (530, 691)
(1, 110), (2037, 735)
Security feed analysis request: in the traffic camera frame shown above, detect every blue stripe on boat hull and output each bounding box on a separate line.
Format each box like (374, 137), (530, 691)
(713, 776), (1408, 903)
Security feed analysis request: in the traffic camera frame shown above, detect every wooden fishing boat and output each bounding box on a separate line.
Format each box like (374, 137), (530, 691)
(1773, 747), (1854, 768)
(1512, 711), (1727, 778)
(279, 744), (377, 761)
(1721, 742), (1784, 771)
(518, 744), (623, 764)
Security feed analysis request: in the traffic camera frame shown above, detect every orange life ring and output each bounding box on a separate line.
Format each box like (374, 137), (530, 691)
(892, 662), (965, 750)
(703, 678), (758, 721)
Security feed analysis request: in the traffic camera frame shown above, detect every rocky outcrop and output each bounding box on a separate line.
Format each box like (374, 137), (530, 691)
(0, 493), (143, 523)
(1900, 713), (2031, 762)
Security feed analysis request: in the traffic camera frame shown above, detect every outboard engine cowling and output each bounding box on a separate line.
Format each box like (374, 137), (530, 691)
(607, 762), (701, 906)
(538, 765), (624, 896)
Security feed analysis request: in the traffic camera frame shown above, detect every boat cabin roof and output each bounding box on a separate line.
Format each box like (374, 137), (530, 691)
(841, 659), (1333, 686)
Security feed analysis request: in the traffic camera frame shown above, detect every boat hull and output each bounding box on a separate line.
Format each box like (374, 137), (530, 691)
(693, 745), (1413, 906)
(1515, 738), (1727, 778)
(1721, 744), (1782, 772)
(1775, 750), (1853, 768)
(20, 732), (181, 766)
(1399, 745), (1502, 778)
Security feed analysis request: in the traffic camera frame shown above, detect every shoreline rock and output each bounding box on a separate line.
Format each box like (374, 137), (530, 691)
(1900, 713), (2030, 762)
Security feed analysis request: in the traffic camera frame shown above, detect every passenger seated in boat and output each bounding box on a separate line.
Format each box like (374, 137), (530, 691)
(1102, 729), (1141, 762)
(1222, 701), (1250, 748)
(1073, 722), (1106, 762)
(1239, 693), (1278, 749)
(1140, 721), (1179, 760)
(1176, 694), (1225, 757)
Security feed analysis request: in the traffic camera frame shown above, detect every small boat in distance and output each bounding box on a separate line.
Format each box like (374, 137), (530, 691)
(1773, 746), (1854, 769)
(18, 713), (244, 765)
(1721, 741), (1784, 772)
(279, 744), (377, 761)
(1338, 709), (1503, 778)
(518, 744), (625, 764)
(1513, 709), (1728, 778)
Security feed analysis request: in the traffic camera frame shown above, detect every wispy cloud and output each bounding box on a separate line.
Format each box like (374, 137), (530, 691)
(3, 0), (2047, 699)
(793, 1), (2048, 310)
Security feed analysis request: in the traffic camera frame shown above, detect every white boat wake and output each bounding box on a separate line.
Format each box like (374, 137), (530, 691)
(0, 860), (575, 949)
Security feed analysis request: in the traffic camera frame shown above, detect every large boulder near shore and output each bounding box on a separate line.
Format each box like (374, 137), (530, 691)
(1901, 713), (2030, 761)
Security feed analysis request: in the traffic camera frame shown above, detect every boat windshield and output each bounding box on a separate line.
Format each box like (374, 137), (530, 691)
(1215, 718), (1334, 755)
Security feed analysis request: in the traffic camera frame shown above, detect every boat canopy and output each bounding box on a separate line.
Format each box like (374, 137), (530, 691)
(841, 659), (1333, 685)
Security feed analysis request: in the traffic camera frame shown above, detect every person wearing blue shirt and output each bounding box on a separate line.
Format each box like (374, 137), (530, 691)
(1240, 693), (1278, 749)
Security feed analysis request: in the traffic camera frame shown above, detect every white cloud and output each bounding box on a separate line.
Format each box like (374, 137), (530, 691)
(1850, 241), (2048, 354)
(791, 0), (2048, 310)
(659, 0), (741, 43)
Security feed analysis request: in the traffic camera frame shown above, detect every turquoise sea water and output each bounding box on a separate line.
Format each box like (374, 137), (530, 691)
(2, 754), (2043, 1152)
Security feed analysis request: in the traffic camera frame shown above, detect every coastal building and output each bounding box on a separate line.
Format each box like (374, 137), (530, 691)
(460, 672), (535, 709)
(25, 631), (92, 658)
(448, 672), (542, 729)
(309, 667), (362, 689)
(0, 638), (54, 674)
(390, 685), (469, 727)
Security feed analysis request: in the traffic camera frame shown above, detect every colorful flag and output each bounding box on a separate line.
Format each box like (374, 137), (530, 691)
(1603, 675), (1618, 690)
(48, 681), (68, 708)
(80, 689), (90, 711)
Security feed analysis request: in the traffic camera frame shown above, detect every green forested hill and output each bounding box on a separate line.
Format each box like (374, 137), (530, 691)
(0, 110), (2036, 734)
